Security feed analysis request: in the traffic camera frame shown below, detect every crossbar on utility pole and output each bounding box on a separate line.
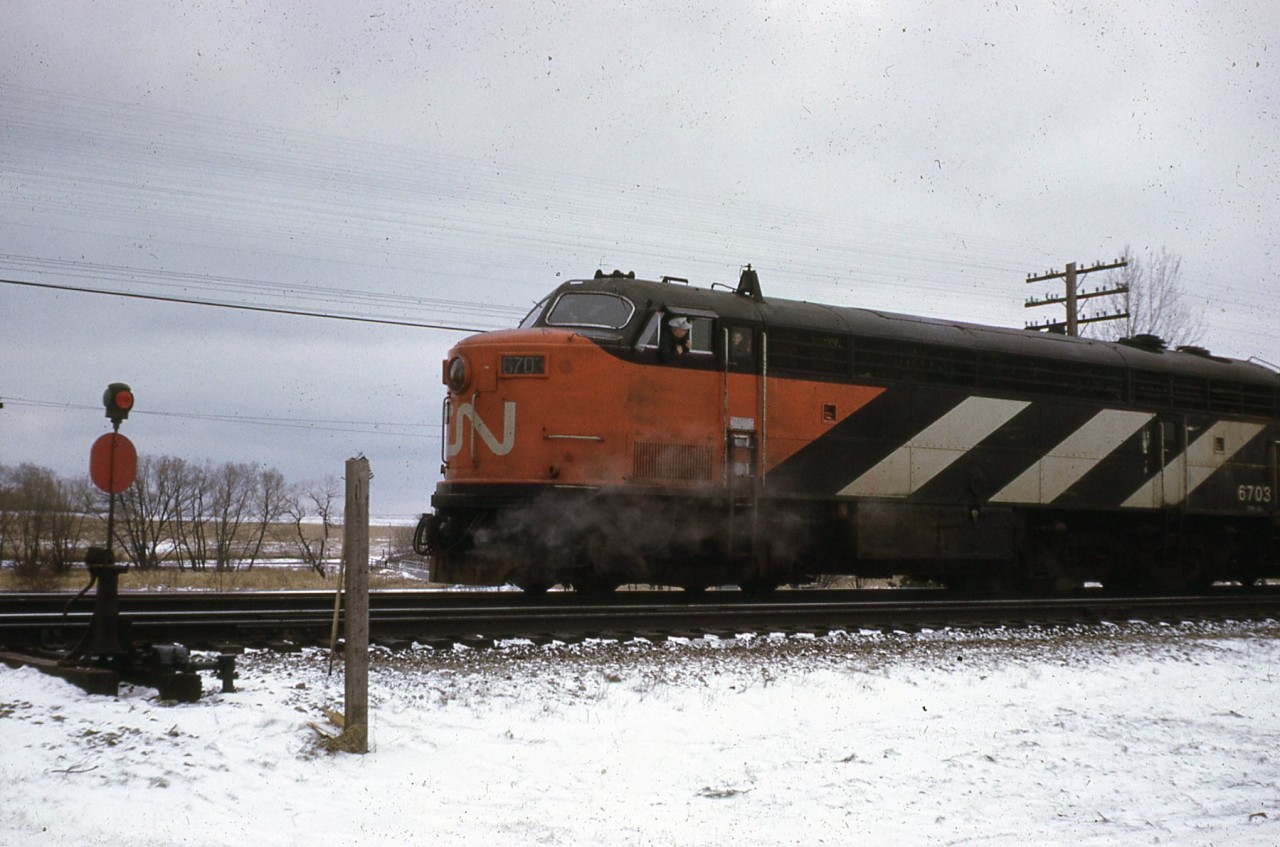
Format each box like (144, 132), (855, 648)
(342, 456), (370, 754)
(1025, 259), (1128, 336)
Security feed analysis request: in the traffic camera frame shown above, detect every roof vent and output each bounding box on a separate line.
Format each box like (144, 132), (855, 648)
(1118, 333), (1166, 352)
(594, 269), (635, 279)
(1177, 345), (1231, 363)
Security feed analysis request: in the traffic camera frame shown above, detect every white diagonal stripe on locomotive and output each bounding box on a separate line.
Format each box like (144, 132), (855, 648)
(989, 409), (1154, 505)
(1044, 419), (1157, 508)
(905, 399), (1099, 505)
(1120, 419), (1268, 509)
(837, 396), (1030, 497)
(765, 384), (966, 496)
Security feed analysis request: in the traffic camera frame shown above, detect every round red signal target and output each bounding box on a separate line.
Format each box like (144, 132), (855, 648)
(90, 433), (138, 494)
(114, 390), (134, 410)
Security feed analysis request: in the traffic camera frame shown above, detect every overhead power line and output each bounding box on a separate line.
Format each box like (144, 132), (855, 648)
(1, 395), (441, 439)
(0, 276), (488, 334)
(0, 83), (1049, 324)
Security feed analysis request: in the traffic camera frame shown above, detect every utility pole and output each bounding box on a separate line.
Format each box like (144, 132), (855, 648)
(342, 455), (370, 754)
(1025, 259), (1128, 336)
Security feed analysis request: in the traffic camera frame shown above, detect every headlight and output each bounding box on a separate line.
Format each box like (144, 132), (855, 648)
(446, 356), (470, 393)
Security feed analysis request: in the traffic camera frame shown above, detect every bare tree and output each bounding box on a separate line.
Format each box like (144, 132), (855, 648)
(199, 462), (289, 571)
(0, 464), (15, 566)
(285, 475), (340, 576)
(1, 455), (302, 577)
(7, 464), (56, 573)
(173, 460), (213, 570)
(208, 462), (256, 571)
(243, 466), (288, 570)
(112, 454), (186, 569)
(49, 476), (93, 572)
(3, 464), (89, 578)
(1092, 245), (1206, 346)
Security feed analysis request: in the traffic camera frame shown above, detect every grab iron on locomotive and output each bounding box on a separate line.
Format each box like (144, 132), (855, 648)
(414, 266), (1279, 593)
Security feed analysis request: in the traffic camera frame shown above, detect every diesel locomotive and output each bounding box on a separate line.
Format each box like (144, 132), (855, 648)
(415, 267), (1280, 593)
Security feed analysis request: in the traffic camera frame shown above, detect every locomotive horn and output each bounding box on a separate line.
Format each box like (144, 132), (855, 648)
(736, 264), (764, 301)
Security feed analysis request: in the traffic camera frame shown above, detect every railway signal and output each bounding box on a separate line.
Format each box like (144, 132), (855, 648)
(90, 432), (137, 494)
(92, 382), (138, 494)
(30, 381), (235, 701)
(77, 383), (140, 668)
(103, 382), (134, 429)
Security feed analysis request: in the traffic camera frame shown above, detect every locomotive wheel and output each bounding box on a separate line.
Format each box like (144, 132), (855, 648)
(1177, 535), (1213, 592)
(1143, 534), (1207, 593)
(1108, 531), (1208, 593)
(571, 577), (620, 596)
(514, 579), (552, 595)
(942, 574), (1015, 595)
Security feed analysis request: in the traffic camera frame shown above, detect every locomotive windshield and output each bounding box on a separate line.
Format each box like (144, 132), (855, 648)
(543, 292), (635, 329)
(518, 295), (551, 329)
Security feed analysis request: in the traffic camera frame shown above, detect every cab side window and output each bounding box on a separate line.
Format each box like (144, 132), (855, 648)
(638, 312), (714, 361)
(688, 318), (713, 354)
(727, 326), (755, 368)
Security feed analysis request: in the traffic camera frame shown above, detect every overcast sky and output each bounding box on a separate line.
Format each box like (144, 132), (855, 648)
(2, 1), (1277, 520)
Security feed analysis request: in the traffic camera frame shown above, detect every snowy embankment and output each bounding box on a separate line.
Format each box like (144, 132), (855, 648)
(3, 621), (1280, 846)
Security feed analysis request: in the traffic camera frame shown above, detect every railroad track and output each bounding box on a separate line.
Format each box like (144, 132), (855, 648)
(3, 587), (1279, 652)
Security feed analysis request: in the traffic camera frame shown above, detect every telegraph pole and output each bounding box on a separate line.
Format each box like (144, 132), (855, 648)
(1025, 259), (1128, 336)
(342, 455), (371, 754)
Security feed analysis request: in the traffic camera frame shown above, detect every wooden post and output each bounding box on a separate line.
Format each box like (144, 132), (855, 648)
(342, 456), (370, 753)
(1064, 261), (1078, 337)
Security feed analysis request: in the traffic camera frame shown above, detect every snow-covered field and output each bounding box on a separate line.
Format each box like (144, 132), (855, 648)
(4, 621), (1280, 846)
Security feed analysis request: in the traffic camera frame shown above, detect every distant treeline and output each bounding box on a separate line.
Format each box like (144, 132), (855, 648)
(0, 458), (341, 577)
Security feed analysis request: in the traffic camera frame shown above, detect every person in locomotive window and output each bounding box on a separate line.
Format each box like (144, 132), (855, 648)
(730, 327), (753, 363)
(663, 315), (693, 358)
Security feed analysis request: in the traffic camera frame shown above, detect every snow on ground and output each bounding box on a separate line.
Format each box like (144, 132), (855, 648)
(4, 620), (1280, 846)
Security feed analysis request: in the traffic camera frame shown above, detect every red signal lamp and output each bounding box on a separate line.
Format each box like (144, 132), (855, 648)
(104, 382), (134, 428)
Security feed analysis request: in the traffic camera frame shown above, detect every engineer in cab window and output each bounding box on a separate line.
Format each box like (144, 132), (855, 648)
(663, 316), (693, 358)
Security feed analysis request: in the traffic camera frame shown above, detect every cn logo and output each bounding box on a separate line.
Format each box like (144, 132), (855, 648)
(447, 400), (516, 458)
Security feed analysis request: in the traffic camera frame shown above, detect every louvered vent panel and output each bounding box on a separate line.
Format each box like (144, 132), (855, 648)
(633, 442), (713, 481)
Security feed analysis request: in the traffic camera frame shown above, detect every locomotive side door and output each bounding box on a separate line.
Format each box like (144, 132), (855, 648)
(1159, 417), (1188, 506)
(721, 322), (768, 576)
(1271, 436), (1279, 516)
(1135, 416), (1187, 508)
(722, 323), (763, 494)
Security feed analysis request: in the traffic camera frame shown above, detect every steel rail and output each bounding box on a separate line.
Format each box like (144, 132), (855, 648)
(2, 588), (1279, 651)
